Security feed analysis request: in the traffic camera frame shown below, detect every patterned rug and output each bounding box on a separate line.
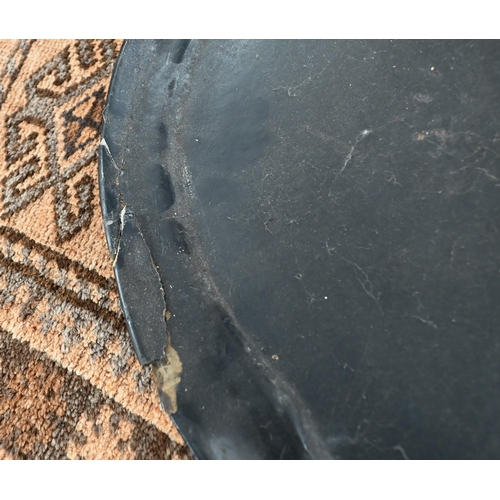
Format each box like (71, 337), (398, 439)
(0, 39), (192, 459)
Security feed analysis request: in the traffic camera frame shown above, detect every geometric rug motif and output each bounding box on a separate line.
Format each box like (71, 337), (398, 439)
(0, 39), (191, 459)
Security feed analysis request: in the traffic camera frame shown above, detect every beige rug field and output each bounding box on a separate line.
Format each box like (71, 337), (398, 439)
(0, 39), (191, 459)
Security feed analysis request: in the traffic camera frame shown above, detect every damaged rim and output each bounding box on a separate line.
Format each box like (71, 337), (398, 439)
(99, 40), (500, 459)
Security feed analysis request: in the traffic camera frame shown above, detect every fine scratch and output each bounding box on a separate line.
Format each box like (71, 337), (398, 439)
(326, 245), (382, 310)
(450, 237), (461, 264)
(411, 315), (438, 329)
(272, 67), (327, 97)
(342, 257), (381, 307)
(272, 76), (312, 97)
(476, 167), (500, 181)
(364, 440), (410, 459)
(393, 445), (410, 460)
(332, 129), (372, 185)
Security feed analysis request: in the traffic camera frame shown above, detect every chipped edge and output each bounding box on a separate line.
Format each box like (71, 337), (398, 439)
(112, 204), (127, 267)
(152, 336), (183, 414)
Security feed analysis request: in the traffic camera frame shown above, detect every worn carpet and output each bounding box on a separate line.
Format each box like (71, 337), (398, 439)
(0, 39), (192, 459)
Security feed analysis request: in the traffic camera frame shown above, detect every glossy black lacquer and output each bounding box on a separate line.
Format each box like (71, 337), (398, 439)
(99, 40), (500, 459)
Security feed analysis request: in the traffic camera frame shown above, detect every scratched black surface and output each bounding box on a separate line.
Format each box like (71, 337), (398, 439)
(100, 40), (500, 459)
